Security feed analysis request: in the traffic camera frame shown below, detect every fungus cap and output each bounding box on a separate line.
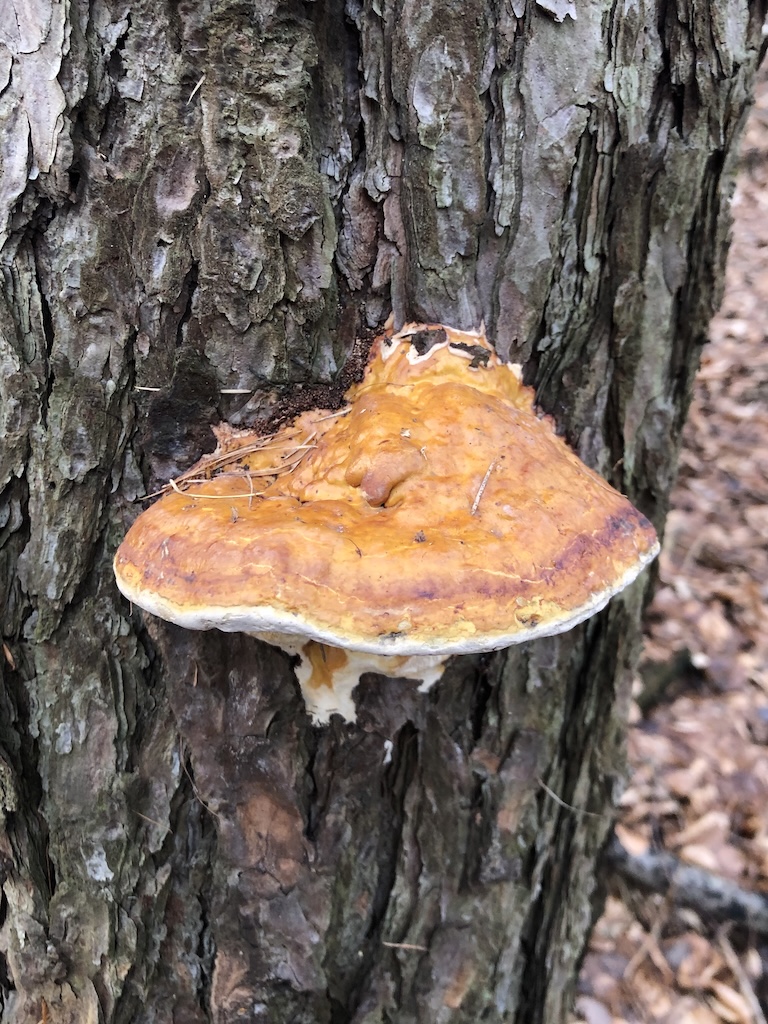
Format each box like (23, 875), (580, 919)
(114, 322), (659, 719)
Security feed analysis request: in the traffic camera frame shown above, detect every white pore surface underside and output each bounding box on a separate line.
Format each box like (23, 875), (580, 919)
(285, 647), (449, 725)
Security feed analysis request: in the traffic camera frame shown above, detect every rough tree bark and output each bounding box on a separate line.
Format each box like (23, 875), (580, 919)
(0, 1), (764, 1022)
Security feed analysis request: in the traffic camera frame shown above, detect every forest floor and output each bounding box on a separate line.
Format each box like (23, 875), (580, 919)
(572, 68), (768, 1024)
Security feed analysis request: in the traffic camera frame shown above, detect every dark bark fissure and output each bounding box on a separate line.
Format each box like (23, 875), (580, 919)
(326, 722), (419, 1020)
(112, 762), (218, 1024)
(515, 676), (589, 1020)
(174, 259), (200, 349)
(0, 899), (12, 1011)
(0, 651), (55, 926)
(32, 260), (55, 432)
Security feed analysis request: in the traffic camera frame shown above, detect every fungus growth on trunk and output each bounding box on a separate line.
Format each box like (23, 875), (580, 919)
(114, 322), (659, 723)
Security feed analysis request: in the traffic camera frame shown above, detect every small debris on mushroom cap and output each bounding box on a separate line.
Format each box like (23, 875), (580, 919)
(114, 321), (659, 723)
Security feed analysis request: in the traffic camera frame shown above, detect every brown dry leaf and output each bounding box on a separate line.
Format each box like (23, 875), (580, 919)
(708, 982), (754, 1024)
(665, 758), (710, 798)
(678, 843), (722, 872)
(744, 505), (768, 532)
(711, 844), (748, 881)
(688, 784), (721, 817)
(744, 947), (762, 980)
(674, 1001), (728, 1024)
(615, 824), (650, 857)
(572, 995), (613, 1024)
(695, 605), (737, 651)
(673, 933), (724, 991)
(670, 811), (731, 850)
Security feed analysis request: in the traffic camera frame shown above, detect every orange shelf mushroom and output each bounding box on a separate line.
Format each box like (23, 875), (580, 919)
(114, 322), (659, 723)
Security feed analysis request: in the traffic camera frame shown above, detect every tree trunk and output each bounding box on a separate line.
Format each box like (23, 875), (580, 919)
(0, 2), (764, 1022)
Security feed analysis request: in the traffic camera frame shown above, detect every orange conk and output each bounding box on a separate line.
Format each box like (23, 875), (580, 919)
(114, 322), (659, 721)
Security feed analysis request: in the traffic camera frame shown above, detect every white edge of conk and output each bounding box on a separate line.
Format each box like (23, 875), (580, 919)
(381, 322), (522, 380)
(113, 539), (659, 658)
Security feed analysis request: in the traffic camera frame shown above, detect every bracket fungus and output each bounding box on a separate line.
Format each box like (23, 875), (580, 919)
(115, 322), (659, 724)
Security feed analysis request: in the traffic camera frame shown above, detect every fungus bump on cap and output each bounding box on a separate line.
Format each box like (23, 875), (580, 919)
(114, 322), (659, 721)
